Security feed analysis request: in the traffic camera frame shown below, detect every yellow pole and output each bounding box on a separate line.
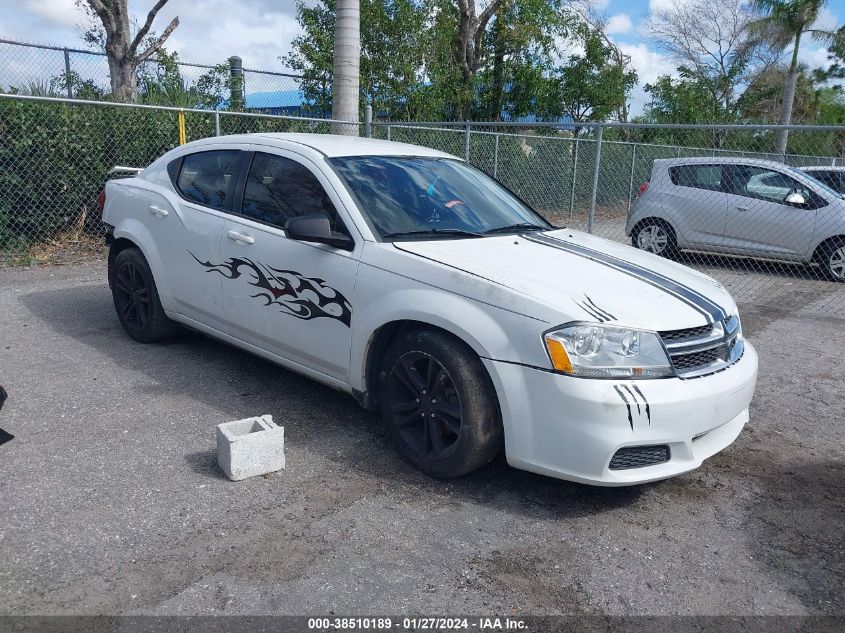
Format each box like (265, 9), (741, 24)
(178, 111), (187, 145)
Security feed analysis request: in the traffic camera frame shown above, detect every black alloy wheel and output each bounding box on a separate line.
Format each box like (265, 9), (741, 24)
(379, 328), (503, 478)
(114, 260), (151, 333)
(110, 247), (179, 343)
(387, 351), (463, 461)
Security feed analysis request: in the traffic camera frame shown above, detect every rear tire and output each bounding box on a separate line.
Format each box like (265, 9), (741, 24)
(111, 248), (180, 342)
(818, 238), (845, 282)
(632, 219), (678, 258)
(378, 328), (503, 479)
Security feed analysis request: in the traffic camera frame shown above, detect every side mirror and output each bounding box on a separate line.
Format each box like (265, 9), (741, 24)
(785, 191), (807, 205)
(284, 213), (354, 251)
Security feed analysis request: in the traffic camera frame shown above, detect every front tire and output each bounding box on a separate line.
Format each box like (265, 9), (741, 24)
(111, 248), (179, 342)
(632, 219), (677, 258)
(818, 239), (845, 282)
(379, 329), (503, 478)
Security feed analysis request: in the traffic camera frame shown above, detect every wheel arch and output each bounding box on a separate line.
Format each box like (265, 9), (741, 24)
(353, 316), (503, 412)
(109, 220), (173, 305)
(811, 234), (845, 263)
(107, 237), (140, 287)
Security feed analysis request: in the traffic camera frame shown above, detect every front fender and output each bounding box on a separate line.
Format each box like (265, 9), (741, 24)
(349, 273), (550, 393)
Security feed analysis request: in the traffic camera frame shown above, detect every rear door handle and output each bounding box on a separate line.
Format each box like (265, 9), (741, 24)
(149, 205), (169, 217)
(227, 230), (255, 245)
(736, 205), (749, 212)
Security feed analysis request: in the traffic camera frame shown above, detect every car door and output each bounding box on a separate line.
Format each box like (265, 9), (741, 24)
(217, 148), (360, 382)
(666, 163), (728, 247)
(153, 148), (244, 328)
(722, 164), (819, 257)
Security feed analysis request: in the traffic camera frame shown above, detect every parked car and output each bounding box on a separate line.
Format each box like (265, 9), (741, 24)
(627, 157), (845, 281)
(800, 165), (845, 194)
(102, 134), (757, 486)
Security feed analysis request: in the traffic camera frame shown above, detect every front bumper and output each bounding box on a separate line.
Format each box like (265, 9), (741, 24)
(484, 340), (758, 486)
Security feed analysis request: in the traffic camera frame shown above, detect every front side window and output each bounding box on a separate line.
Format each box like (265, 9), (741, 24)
(725, 165), (811, 204)
(668, 164), (722, 191)
(176, 150), (240, 209)
(329, 156), (550, 239)
(241, 152), (339, 229)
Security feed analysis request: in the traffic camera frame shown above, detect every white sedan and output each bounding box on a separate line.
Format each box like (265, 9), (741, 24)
(102, 134), (758, 486)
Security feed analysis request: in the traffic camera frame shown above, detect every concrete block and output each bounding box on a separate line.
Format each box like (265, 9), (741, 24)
(216, 415), (285, 481)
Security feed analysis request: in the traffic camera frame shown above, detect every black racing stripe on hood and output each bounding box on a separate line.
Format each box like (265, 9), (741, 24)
(523, 233), (726, 324)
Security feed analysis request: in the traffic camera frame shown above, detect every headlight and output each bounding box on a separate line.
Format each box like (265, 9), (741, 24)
(543, 323), (673, 379)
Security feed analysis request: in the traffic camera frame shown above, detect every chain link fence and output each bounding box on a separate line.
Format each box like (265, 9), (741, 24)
(1, 91), (843, 315)
(0, 38), (309, 114)
(374, 121), (845, 314)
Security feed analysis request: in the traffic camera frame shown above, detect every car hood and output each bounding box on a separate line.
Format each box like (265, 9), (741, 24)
(393, 228), (737, 331)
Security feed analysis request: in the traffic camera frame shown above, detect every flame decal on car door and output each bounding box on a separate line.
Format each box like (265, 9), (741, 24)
(190, 253), (352, 327)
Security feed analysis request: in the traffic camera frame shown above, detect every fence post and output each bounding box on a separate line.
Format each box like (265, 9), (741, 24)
(493, 133), (499, 178)
(569, 137), (579, 220)
(364, 104), (372, 138)
(178, 111), (187, 145)
(387, 125), (391, 141)
(63, 48), (73, 99)
(465, 123), (471, 163)
(588, 125), (603, 234)
(214, 111), (221, 136)
(626, 142), (637, 214)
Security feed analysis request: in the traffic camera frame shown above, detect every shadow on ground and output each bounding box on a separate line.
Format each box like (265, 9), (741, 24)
(22, 283), (647, 521)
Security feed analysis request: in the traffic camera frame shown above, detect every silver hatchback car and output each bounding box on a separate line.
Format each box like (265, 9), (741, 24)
(626, 157), (845, 281)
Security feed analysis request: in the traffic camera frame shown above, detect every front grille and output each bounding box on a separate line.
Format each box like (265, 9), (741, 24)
(671, 347), (720, 369)
(659, 318), (743, 379)
(659, 324), (711, 342)
(609, 445), (670, 470)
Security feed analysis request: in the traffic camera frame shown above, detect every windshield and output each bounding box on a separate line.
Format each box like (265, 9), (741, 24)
(786, 165), (844, 199)
(329, 156), (551, 239)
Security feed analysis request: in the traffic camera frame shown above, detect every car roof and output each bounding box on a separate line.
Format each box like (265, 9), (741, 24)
(184, 133), (459, 160)
(800, 165), (845, 171)
(653, 156), (802, 168)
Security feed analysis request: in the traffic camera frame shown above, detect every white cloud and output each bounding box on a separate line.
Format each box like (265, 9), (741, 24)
(811, 7), (838, 32)
(606, 13), (633, 35)
(22, 0), (82, 29)
(615, 42), (674, 116)
(618, 42), (673, 85)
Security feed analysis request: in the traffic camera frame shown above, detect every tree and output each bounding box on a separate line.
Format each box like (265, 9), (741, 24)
(648, 0), (778, 119)
(481, 0), (574, 120)
(78, 0), (179, 101)
(455, 0), (502, 83)
(332, 0), (360, 134)
(283, 0), (429, 120)
(814, 25), (845, 82)
(547, 26), (637, 127)
(571, 0), (637, 122)
(752, 0), (840, 156)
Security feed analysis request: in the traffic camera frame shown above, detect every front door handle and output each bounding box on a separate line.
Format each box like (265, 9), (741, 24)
(149, 205), (169, 217)
(227, 230), (255, 245)
(736, 205), (749, 212)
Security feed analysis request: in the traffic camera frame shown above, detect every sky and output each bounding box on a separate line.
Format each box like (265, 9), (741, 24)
(0, 0), (842, 114)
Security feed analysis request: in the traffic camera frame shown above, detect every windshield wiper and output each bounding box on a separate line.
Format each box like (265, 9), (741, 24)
(484, 222), (549, 235)
(382, 228), (485, 239)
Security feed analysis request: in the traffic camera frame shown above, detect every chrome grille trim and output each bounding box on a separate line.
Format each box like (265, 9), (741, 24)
(659, 318), (744, 379)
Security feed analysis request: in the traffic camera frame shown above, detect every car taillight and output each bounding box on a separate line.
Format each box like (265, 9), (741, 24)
(97, 190), (106, 217)
(638, 181), (650, 197)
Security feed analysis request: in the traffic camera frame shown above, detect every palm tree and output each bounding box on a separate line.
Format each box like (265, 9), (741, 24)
(753, 0), (839, 157)
(332, 0), (361, 135)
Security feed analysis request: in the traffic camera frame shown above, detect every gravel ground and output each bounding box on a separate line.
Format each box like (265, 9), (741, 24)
(0, 260), (842, 617)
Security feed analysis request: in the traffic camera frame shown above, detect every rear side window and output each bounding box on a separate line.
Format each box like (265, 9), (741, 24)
(668, 164), (722, 191)
(241, 152), (339, 229)
(176, 150), (241, 210)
